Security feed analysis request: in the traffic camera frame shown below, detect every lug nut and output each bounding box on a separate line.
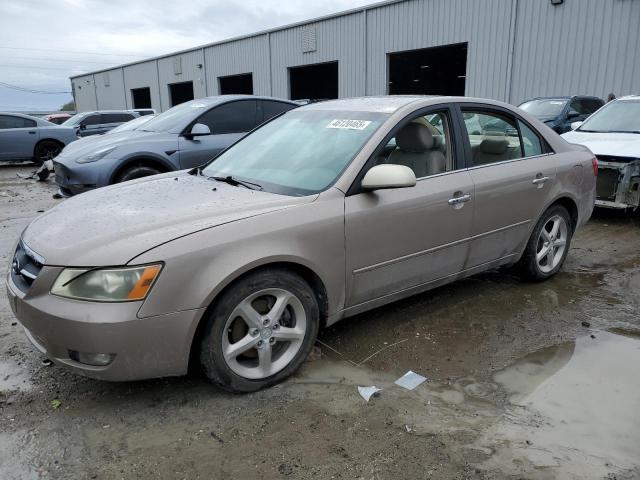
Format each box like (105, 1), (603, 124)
(263, 318), (270, 326)
(272, 323), (279, 330)
(257, 340), (264, 347)
(250, 328), (259, 336)
(269, 337), (276, 345)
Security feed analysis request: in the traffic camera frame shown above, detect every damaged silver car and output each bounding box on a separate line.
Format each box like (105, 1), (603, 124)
(7, 96), (596, 392)
(563, 95), (640, 210)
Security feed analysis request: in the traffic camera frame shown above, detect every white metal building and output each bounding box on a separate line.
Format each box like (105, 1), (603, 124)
(70, 0), (640, 113)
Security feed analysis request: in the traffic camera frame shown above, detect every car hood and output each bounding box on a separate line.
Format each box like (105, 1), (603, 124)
(57, 130), (171, 159)
(561, 130), (640, 157)
(23, 171), (316, 266)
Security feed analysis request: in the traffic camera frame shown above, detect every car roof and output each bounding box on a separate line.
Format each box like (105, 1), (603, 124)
(184, 95), (298, 107)
(526, 95), (602, 101)
(0, 111), (42, 120)
(299, 96), (436, 113)
(617, 95), (640, 101)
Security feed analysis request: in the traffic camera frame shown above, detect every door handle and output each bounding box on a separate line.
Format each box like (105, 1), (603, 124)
(532, 175), (549, 185)
(28, 131), (36, 134)
(448, 193), (472, 205)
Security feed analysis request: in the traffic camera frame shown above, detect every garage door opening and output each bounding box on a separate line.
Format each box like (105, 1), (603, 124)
(169, 81), (194, 107)
(219, 73), (253, 95)
(131, 87), (152, 109)
(388, 43), (467, 96)
(289, 61), (338, 101)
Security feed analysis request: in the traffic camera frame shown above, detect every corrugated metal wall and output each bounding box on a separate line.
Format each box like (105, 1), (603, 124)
(270, 12), (366, 98)
(71, 75), (98, 111)
(72, 0), (640, 113)
(509, 0), (640, 105)
(157, 50), (206, 109)
(123, 61), (162, 110)
(93, 69), (127, 110)
(204, 35), (272, 95)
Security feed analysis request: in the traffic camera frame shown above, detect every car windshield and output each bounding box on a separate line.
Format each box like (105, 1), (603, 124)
(62, 114), (84, 126)
(519, 99), (567, 117)
(578, 100), (640, 133)
(137, 101), (208, 132)
(202, 109), (388, 196)
(107, 115), (154, 134)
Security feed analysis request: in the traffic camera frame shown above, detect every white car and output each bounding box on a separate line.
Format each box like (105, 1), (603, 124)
(562, 96), (640, 209)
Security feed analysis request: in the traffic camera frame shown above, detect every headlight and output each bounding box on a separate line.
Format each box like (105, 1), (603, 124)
(51, 264), (162, 302)
(76, 146), (117, 164)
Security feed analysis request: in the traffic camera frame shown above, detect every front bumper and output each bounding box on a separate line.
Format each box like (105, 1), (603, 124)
(595, 159), (640, 209)
(53, 158), (112, 196)
(6, 267), (204, 382)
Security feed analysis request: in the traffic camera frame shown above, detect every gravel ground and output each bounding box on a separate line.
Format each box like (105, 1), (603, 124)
(1, 163), (639, 479)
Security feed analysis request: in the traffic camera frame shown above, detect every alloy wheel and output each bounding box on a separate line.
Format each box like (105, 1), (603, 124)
(221, 288), (307, 380)
(536, 214), (568, 274)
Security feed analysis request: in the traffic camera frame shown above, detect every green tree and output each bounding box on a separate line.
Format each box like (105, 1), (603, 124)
(60, 100), (75, 112)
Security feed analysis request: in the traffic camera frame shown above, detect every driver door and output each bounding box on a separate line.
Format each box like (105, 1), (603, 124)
(344, 107), (474, 307)
(178, 100), (258, 169)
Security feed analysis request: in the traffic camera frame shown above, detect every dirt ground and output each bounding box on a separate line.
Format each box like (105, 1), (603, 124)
(1, 163), (639, 480)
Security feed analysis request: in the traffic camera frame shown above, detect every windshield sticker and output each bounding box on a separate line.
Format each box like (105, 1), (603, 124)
(327, 119), (372, 130)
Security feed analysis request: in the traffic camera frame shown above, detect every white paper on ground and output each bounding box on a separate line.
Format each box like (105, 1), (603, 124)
(357, 386), (382, 402)
(394, 370), (427, 390)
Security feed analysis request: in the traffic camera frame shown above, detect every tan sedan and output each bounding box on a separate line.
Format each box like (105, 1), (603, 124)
(7, 96), (596, 392)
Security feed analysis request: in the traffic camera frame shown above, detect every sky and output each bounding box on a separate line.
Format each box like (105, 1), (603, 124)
(0, 0), (376, 111)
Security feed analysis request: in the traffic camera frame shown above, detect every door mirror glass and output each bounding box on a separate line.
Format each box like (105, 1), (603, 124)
(189, 123), (211, 137)
(570, 121), (583, 130)
(361, 164), (416, 191)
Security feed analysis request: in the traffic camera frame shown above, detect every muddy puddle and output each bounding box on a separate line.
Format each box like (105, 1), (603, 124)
(480, 330), (640, 478)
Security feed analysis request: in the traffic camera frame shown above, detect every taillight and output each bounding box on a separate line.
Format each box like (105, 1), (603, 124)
(592, 156), (598, 177)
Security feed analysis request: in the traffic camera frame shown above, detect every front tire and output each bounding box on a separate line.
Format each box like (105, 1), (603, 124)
(199, 269), (320, 393)
(517, 205), (573, 281)
(33, 140), (63, 165)
(116, 164), (162, 183)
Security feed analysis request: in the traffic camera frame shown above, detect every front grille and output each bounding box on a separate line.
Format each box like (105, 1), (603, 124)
(10, 241), (44, 293)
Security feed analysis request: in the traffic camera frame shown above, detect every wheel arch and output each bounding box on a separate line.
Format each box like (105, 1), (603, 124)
(187, 260), (329, 372)
(546, 195), (579, 232)
(109, 155), (175, 184)
(33, 138), (65, 155)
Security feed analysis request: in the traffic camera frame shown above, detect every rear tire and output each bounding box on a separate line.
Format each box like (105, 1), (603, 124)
(33, 140), (63, 165)
(115, 164), (162, 183)
(517, 205), (573, 281)
(199, 269), (320, 393)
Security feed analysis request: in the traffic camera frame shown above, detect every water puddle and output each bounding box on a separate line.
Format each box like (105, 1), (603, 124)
(0, 359), (32, 392)
(482, 330), (640, 478)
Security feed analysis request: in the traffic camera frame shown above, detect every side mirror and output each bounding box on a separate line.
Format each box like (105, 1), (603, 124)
(361, 164), (416, 191)
(570, 121), (583, 131)
(79, 123), (86, 130)
(566, 109), (580, 119)
(188, 123), (211, 138)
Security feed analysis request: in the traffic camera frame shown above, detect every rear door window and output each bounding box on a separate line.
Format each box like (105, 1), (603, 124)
(83, 115), (102, 126)
(518, 120), (543, 157)
(0, 115), (36, 129)
(102, 113), (134, 124)
(462, 110), (523, 166)
(197, 100), (258, 134)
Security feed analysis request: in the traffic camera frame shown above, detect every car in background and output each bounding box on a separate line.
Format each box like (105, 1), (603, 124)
(43, 113), (74, 125)
(0, 112), (78, 164)
(62, 115), (156, 151)
(128, 108), (156, 116)
(62, 110), (139, 137)
(519, 96), (604, 134)
(54, 95), (298, 195)
(562, 95), (640, 210)
(9, 96), (596, 391)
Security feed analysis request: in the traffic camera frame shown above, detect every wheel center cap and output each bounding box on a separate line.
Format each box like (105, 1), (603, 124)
(260, 327), (273, 339)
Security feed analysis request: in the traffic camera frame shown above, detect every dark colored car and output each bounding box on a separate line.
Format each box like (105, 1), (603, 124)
(519, 96), (604, 134)
(62, 110), (140, 137)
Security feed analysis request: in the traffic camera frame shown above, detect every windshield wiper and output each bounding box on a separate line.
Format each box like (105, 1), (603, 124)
(579, 129), (640, 134)
(210, 175), (263, 191)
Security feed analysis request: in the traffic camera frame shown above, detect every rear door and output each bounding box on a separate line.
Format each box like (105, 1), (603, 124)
(79, 114), (104, 136)
(100, 113), (136, 134)
(178, 99), (258, 169)
(345, 106), (474, 307)
(0, 115), (38, 160)
(458, 104), (558, 268)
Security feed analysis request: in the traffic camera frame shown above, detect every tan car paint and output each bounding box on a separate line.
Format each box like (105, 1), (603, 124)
(7, 96), (596, 381)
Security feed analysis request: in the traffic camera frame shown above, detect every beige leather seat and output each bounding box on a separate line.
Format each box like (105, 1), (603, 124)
(472, 136), (516, 165)
(386, 122), (446, 178)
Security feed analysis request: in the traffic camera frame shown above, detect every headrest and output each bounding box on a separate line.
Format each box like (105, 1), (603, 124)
(396, 122), (434, 153)
(479, 136), (509, 155)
